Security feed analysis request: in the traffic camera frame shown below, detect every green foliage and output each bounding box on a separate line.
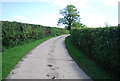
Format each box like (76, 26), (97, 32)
(0, 53), (1, 80)
(1, 21), (68, 79)
(65, 36), (113, 79)
(2, 21), (68, 49)
(72, 23), (87, 30)
(57, 5), (80, 30)
(70, 27), (120, 76)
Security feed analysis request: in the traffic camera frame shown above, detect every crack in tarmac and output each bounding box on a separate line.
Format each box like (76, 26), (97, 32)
(46, 37), (62, 79)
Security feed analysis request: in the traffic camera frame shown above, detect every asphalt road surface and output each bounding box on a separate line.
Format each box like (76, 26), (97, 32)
(7, 35), (91, 79)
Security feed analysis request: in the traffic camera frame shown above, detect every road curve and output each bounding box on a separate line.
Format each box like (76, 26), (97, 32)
(7, 35), (91, 79)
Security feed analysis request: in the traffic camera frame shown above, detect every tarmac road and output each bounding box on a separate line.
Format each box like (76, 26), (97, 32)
(6, 35), (91, 79)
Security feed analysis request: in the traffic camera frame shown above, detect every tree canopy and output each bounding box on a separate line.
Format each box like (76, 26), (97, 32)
(57, 5), (80, 30)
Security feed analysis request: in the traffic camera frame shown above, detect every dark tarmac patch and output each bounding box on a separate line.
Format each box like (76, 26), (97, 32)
(47, 64), (53, 67)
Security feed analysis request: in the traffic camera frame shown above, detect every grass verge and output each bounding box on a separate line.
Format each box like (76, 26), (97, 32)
(65, 36), (114, 80)
(0, 53), (2, 80)
(2, 36), (53, 79)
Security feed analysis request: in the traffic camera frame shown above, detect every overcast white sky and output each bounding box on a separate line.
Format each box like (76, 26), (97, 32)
(1, 0), (119, 28)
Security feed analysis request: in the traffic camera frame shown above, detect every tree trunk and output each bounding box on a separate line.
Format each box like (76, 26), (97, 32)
(67, 26), (71, 30)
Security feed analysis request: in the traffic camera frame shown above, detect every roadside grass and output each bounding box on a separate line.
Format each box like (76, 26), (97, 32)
(65, 36), (113, 80)
(2, 36), (53, 79)
(0, 53), (2, 80)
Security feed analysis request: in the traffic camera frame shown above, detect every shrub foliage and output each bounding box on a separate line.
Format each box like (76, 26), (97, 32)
(2, 21), (68, 48)
(70, 27), (120, 74)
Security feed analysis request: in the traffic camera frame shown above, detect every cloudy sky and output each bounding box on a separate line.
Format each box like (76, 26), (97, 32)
(1, 0), (119, 28)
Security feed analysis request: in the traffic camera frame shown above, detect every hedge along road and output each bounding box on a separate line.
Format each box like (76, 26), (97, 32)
(6, 35), (91, 79)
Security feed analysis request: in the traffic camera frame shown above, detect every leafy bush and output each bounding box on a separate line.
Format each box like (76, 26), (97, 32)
(70, 27), (120, 75)
(2, 21), (68, 49)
